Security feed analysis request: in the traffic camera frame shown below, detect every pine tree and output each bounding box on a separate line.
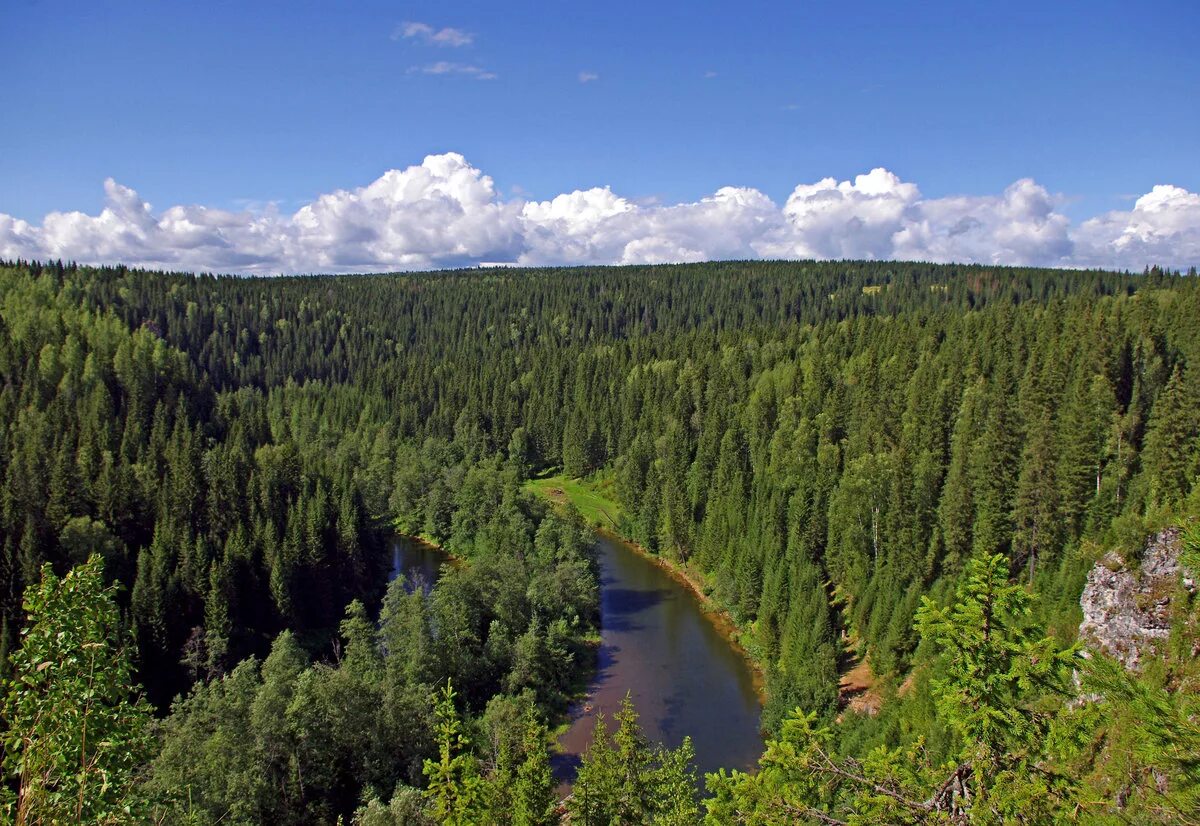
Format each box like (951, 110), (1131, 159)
(423, 681), (485, 826)
(569, 694), (698, 825)
(204, 560), (231, 678)
(252, 630), (309, 820)
(562, 411), (590, 478)
(969, 379), (1020, 558)
(1056, 370), (1114, 535)
(708, 553), (1078, 824)
(611, 694), (655, 821)
(914, 553), (1076, 816)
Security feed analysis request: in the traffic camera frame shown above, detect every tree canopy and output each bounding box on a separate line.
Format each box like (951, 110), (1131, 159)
(0, 257), (1197, 823)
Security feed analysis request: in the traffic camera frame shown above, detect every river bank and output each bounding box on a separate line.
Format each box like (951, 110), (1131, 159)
(394, 480), (768, 779)
(553, 532), (765, 779)
(386, 532), (603, 772)
(526, 473), (768, 702)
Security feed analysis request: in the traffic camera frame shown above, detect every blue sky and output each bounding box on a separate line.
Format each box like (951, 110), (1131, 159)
(2, 0), (1198, 273)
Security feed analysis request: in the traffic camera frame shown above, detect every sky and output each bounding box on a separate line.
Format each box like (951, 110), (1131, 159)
(1, 0), (1198, 274)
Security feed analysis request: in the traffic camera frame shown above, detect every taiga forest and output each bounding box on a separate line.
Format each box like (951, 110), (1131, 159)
(1, 258), (1198, 824)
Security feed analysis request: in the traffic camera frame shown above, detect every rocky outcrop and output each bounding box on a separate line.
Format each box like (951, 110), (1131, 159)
(1078, 528), (1193, 670)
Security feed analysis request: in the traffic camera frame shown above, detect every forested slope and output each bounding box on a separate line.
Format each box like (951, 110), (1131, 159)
(1, 258), (1197, 823)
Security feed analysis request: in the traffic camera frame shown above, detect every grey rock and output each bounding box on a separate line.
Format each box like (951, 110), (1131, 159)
(1078, 528), (1188, 671)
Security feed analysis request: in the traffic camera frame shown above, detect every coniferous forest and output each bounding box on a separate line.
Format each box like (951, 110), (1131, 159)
(1, 258), (1198, 824)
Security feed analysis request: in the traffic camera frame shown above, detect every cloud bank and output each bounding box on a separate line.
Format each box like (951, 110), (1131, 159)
(2, 154), (1197, 274)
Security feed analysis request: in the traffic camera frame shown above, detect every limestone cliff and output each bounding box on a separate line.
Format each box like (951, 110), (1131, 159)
(1078, 527), (1194, 670)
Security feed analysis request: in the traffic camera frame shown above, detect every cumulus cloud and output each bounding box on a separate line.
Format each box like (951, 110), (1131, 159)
(761, 168), (921, 260)
(393, 21), (473, 47)
(0, 215), (41, 263)
(287, 153), (522, 270)
(1071, 185), (1200, 270)
(893, 179), (1073, 266)
(1, 155), (1197, 274)
(520, 186), (779, 266)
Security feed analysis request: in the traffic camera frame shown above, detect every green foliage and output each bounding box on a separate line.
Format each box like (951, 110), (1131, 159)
(706, 554), (1081, 824)
(705, 710), (949, 825)
(1061, 654), (1200, 824)
(353, 784), (432, 826)
(1, 257), (1197, 822)
(478, 692), (557, 826)
(914, 554), (1074, 763)
(423, 681), (486, 825)
(914, 554), (1078, 820)
(0, 556), (154, 825)
(146, 462), (597, 824)
(1181, 521), (1200, 573)
(569, 693), (700, 825)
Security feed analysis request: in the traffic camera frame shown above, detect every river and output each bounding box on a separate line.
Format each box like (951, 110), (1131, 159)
(388, 531), (764, 782)
(389, 535), (445, 592)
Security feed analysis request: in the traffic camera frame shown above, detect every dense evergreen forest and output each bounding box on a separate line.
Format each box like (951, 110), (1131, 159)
(1, 258), (1198, 824)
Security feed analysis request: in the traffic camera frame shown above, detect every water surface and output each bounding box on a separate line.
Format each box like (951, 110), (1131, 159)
(389, 535), (445, 593)
(553, 533), (763, 781)
(388, 531), (764, 783)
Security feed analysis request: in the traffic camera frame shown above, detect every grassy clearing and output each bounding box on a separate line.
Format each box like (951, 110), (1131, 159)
(526, 470), (623, 530)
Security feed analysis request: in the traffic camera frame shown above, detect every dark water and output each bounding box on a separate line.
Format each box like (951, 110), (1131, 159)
(389, 535), (445, 592)
(554, 533), (763, 782)
(388, 532), (764, 783)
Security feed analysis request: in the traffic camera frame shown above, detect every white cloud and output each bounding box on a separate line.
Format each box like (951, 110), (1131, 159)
(520, 185), (779, 266)
(409, 62), (496, 79)
(762, 168), (921, 260)
(0, 214), (41, 263)
(393, 22), (473, 47)
(286, 153), (521, 271)
(2, 156), (1197, 274)
(892, 179), (1073, 266)
(24, 179), (284, 271)
(704, 71), (718, 79)
(578, 71), (600, 83)
(1071, 185), (1200, 270)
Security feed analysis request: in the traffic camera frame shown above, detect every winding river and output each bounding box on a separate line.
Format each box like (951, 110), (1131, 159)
(388, 531), (764, 782)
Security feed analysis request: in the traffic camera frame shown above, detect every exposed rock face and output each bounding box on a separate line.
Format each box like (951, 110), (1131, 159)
(1078, 528), (1192, 670)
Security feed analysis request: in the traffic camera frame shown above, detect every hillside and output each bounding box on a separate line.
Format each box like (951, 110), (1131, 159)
(1, 258), (1197, 823)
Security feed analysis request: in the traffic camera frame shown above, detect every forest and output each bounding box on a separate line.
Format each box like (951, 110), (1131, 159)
(0, 257), (1198, 824)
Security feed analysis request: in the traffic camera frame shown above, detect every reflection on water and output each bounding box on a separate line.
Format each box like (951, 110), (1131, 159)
(388, 532), (764, 787)
(554, 534), (763, 784)
(389, 535), (445, 593)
